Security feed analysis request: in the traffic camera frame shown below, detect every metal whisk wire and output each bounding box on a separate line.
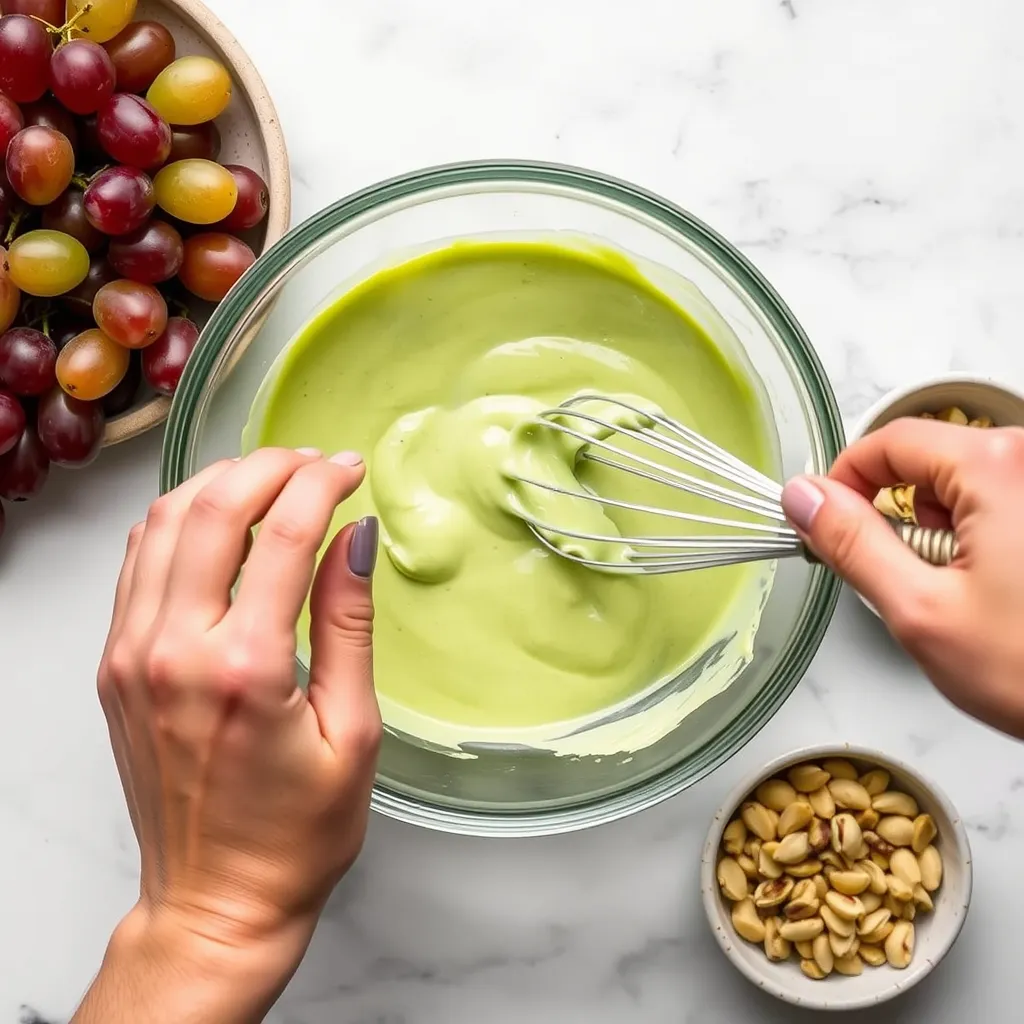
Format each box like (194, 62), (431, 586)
(508, 393), (958, 575)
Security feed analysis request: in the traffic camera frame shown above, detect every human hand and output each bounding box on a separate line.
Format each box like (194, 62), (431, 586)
(782, 419), (1024, 739)
(74, 448), (381, 1024)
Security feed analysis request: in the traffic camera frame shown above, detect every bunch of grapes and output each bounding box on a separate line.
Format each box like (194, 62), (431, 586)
(0, 0), (270, 542)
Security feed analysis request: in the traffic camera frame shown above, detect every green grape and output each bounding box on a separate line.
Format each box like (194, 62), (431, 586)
(153, 159), (238, 225)
(5, 229), (90, 297)
(67, 0), (137, 44)
(146, 56), (232, 126)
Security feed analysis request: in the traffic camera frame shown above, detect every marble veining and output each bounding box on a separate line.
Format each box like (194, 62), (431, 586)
(3, 0), (1024, 1021)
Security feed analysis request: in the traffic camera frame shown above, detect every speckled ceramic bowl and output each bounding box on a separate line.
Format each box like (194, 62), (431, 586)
(701, 744), (972, 1012)
(102, 0), (290, 446)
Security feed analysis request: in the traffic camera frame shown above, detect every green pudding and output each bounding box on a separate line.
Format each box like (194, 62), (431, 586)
(245, 240), (775, 742)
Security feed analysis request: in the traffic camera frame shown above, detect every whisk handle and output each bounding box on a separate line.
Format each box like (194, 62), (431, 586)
(800, 519), (959, 569)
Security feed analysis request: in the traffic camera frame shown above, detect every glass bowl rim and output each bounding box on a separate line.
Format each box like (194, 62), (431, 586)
(160, 159), (845, 837)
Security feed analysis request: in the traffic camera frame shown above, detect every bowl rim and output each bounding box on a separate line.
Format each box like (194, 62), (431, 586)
(700, 742), (974, 1011)
(161, 159), (846, 836)
(101, 0), (291, 447)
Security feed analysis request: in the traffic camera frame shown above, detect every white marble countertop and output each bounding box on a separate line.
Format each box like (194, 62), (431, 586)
(4, 0), (1024, 1020)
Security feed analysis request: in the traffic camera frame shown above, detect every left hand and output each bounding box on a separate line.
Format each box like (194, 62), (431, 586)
(75, 448), (381, 1024)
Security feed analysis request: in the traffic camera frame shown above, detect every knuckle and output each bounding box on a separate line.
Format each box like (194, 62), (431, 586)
(189, 485), (237, 523)
(144, 640), (182, 700)
(980, 427), (1024, 469)
(261, 514), (316, 552)
(145, 494), (176, 528)
(212, 642), (268, 697)
(127, 521), (146, 548)
(104, 641), (138, 692)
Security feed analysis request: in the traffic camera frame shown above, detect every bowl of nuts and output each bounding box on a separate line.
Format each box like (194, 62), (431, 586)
(848, 374), (1024, 616)
(701, 745), (972, 1011)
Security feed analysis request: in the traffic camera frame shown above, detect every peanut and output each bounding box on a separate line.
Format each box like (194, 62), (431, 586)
(858, 907), (891, 937)
(834, 954), (864, 977)
(764, 916), (791, 962)
(778, 801), (815, 838)
(807, 817), (831, 853)
(860, 891), (883, 915)
(731, 897), (766, 943)
(828, 929), (858, 958)
(779, 917), (825, 942)
(885, 921), (915, 969)
(820, 905), (855, 938)
(859, 769), (890, 796)
(825, 890), (864, 921)
(801, 959), (827, 980)
(753, 877), (793, 910)
(808, 786), (836, 819)
(831, 813), (863, 859)
(856, 807), (880, 830)
(860, 944), (887, 967)
(890, 848), (923, 888)
(913, 884), (934, 912)
(741, 801), (778, 842)
(859, 857), (888, 895)
(756, 778), (799, 813)
(758, 846), (784, 880)
(886, 874), (914, 903)
(737, 854), (759, 880)
(829, 868), (870, 896)
(828, 778), (873, 811)
(812, 932), (834, 975)
(774, 831), (811, 865)
(795, 939), (815, 959)
(786, 858), (823, 878)
(876, 815), (915, 847)
(912, 814), (937, 855)
(789, 763), (831, 793)
(822, 758), (859, 781)
(717, 857), (749, 901)
(872, 791), (919, 818)
(722, 818), (747, 856)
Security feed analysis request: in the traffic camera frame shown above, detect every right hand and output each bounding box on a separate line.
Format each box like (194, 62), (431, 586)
(781, 419), (1024, 739)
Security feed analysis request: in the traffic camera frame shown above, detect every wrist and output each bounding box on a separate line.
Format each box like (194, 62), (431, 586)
(73, 903), (313, 1024)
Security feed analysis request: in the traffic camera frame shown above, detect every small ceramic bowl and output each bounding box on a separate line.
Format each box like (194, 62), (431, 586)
(848, 374), (1024, 615)
(701, 744), (972, 1012)
(102, 0), (290, 446)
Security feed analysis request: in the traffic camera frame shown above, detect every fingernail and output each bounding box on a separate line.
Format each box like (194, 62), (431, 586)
(329, 450), (364, 467)
(348, 516), (378, 579)
(296, 447), (322, 457)
(781, 477), (825, 532)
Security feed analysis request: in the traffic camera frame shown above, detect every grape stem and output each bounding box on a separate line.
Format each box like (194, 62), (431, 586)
(71, 174), (92, 190)
(169, 297), (192, 319)
(58, 2), (94, 43)
(28, 15), (61, 33)
(3, 210), (24, 247)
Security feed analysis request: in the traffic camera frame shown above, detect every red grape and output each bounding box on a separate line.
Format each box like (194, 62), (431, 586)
(83, 165), (155, 235)
(104, 21), (175, 93)
(50, 40), (117, 115)
(0, 388), (26, 455)
(0, 497), (5, 542)
(0, 423), (49, 500)
(21, 99), (79, 150)
(107, 219), (182, 282)
(142, 316), (198, 395)
(61, 256), (118, 319)
(0, 15), (52, 104)
(97, 93), (171, 168)
(2, 0), (64, 24)
(166, 121), (221, 164)
(5, 126), (74, 206)
(93, 279), (167, 349)
(214, 165), (269, 232)
(101, 349), (140, 415)
(0, 327), (57, 395)
(0, 93), (24, 159)
(37, 385), (104, 466)
(42, 188), (106, 253)
(179, 233), (255, 302)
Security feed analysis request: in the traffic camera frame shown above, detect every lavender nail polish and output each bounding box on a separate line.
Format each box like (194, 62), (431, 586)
(349, 516), (379, 579)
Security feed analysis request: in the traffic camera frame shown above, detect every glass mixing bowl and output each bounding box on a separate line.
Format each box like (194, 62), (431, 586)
(161, 161), (844, 837)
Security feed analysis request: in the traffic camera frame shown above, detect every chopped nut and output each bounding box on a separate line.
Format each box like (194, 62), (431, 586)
(856, 807), (880, 830)
(969, 415), (994, 428)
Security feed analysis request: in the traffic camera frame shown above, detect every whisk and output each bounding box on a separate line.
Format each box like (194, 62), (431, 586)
(507, 393), (958, 575)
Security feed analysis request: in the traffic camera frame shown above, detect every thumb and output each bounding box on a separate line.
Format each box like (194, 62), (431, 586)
(307, 516), (381, 755)
(781, 476), (940, 619)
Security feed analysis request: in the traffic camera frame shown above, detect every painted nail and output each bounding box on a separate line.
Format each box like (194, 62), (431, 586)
(296, 447), (321, 457)
(329, 450), (364, 467)
(348, 516), (378, 579)
(781, 477), (825, 533)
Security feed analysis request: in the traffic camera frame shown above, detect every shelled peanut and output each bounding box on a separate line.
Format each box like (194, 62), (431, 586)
(716, 757), (943, 979)
(874, 407), (993, 523)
